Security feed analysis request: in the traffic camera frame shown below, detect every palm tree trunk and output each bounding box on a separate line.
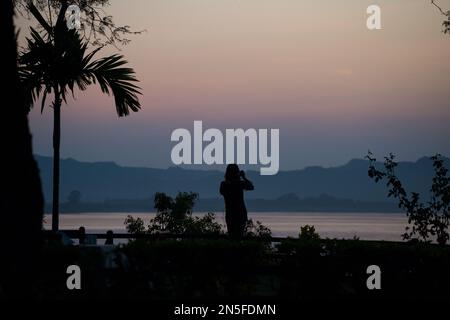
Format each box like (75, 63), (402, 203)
(52, 86), (62, 231)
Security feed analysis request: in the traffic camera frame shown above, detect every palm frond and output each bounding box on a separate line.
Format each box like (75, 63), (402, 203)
(85, 54), (141, 117)
(18, 26), (141, 117)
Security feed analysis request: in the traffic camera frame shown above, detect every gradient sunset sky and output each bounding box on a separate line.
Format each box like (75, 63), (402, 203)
(21, 0), (450, 170)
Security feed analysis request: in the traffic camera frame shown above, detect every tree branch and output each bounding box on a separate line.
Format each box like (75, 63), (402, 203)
(431, 0), (449, 16)
(26, 0), (52, 34)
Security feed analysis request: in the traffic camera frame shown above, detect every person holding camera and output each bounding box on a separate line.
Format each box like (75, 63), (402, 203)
(220, 164), (254, 238)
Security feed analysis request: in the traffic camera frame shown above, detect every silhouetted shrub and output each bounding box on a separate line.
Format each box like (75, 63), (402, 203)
(124, 215), (145, 234)
(277, 225), (323, 259)
(367, 152), (450, 245)
(29, 239), (450, 299)
(244, 219), (272, 238)
(125, 192), (224, 236)
(182, 212), (223, 235)
(299, 225), (320, 242)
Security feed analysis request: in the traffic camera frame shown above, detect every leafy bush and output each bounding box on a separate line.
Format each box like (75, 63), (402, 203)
(182, 212), (223, 235)
(367, 152), (450, 245)
(299, 225), (320, 242)
(125, 192), (224, 236)
(244, 219), (272, 238)
(124, 215), (145, 234)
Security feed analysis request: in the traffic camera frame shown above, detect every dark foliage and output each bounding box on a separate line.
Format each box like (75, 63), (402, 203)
(29, 239), (450, 300)
(15, 0), (145, 47)
(125, 192), (223, 236)
(367, 152), (450, 245)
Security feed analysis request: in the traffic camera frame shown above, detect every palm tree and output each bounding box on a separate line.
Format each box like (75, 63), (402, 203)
(19, 27), (141, 231)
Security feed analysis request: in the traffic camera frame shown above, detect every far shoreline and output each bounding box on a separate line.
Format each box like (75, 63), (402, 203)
(44, 197), (402, 214)
(48, 210), (404, 215)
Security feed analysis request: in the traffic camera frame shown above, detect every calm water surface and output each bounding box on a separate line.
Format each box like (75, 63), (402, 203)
(43, 212), (407, 241)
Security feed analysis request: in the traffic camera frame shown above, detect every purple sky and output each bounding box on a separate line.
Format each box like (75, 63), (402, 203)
(21, 0), (450, 170)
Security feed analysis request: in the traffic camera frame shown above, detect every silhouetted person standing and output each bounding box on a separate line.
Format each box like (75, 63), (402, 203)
(105, 230), (114, 245)
(78, 226), (86, 245)
(220, 164), (254, 238)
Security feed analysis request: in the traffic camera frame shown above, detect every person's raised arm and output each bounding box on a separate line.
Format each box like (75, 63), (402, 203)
(240, 170), (254, 190)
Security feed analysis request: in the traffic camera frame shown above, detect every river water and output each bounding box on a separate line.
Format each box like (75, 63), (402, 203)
(43, 212), (407, 241)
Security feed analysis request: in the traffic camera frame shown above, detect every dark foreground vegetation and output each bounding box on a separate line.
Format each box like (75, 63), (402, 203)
(33, 236), (450, 300)
(26, 171), (450, 302)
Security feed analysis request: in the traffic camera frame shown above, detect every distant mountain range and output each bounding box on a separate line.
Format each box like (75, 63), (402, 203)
(34, 155), (449, 213)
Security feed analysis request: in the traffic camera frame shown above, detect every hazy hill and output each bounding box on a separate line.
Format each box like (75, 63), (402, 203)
(35, 155), (448, 204)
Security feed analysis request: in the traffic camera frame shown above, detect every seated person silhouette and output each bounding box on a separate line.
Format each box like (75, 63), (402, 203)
(220, 164), (254, 238)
